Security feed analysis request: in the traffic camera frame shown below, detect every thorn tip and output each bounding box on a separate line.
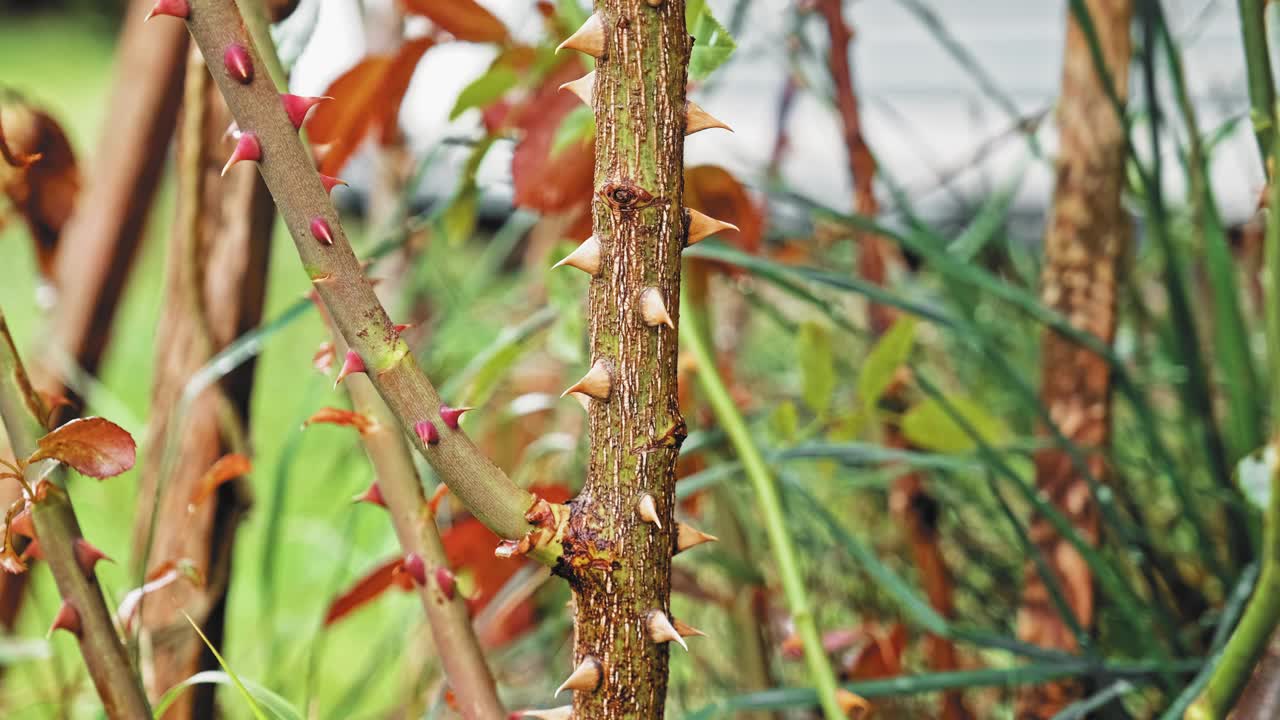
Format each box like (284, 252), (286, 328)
(637, 494), (662, 528)
(561, 360), (612, 402)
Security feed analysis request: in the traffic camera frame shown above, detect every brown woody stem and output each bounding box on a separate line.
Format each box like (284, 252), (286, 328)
(0, 308), (152, 717)
(561, 1), (690, 717)
(174, 0), (554, 561)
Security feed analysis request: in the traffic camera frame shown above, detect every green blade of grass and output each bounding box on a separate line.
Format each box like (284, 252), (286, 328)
(173, 614), (273, 720)
(153, 670), (302, 720)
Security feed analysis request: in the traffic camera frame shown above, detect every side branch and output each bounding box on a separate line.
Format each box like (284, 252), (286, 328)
(158, 0), (558, 563)
(0, 309), (151, 717)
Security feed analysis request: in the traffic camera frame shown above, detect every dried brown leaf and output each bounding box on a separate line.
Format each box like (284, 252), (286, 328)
(188, 453), (252, 507)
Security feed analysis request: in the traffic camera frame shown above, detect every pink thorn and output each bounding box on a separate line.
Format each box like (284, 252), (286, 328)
(403, 553), (427, 586)
(415, 420), (439, 446)
(281, 94), (330, 130)
(439, 405), (472, 430)
(333, 349), (366, 387)
(223, 44), (254, 84)
(72, 539), (111, 576)
(221, 132), (261, 176)
(392, 323), (414, 335)
(144, 0), (188, 21)
(48, 601), (82, 638)
(320, 174), (348, 194)
(310, 217), (334, 246)
(351, 482), (386, 508)
(434, 567), (456, 601)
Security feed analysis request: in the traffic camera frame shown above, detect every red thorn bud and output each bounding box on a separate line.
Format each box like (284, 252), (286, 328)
(221, 132), (261, 176)
(439, 405), (472, 430)
(73, 538), (111, 576)
(334, 349), (366, 387)
(48, 601), (81, 638)
(352, 482), (386, 507)
(393, 323), (414, 335)
(310, 217), (334, 246)
(415, 420), (439, 446)
(434, 566), (456, 600)
(10, 507), (34, 539)
(404, 553), (427, 586)
(320, 174), (348, 194)
(145, 0), (188, 21)
(223, 44), (254, 84)
(281, 94), (330, 130)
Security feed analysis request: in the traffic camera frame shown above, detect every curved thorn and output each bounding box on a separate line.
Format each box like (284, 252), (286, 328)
(556, 12), (605, 57)
(561, 360), (611, 401)
(647, 609), (688, 650)
(558, 71), (596, 107)
(555, 656), (602, 696)
(686, 100), (733, 135)
(553, 236), (601, 276)
(639, 288), (674, 329)
(686, 208), (739, 245)
(637, 494), (662, 528)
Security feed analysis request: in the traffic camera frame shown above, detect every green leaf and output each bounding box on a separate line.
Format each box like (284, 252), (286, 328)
(796, 322), (836, 414)
(551, 104), (595, 158)
(901, 396), (1008, 454)
(437, 187), (478, 246)
(172, 614), (273, 720)
(688, 4), (736, 81)
(770, 400), (799, 442)
(449, 65), (519, 120)
(1237, 444), (1277, 512)
(856, 316), (917, 415)
(153, 671), (302, 720)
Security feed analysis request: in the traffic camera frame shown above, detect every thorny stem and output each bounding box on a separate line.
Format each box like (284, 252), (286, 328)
(170, 0), (558, 563)
(332, 331), (506, 718)
(1185, 436), (1280, 719)
(0, 308), (152, 717)
(679, 288), (845, 720)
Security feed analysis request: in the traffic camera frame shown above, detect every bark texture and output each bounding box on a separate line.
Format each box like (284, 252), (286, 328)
(562, 1), (690, 717)
(1017, 1), (1132, 716)
(131, 49), (272, 718)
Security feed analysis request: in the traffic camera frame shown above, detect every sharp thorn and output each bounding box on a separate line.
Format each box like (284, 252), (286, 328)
(686, 208), (739, 246)
(282, 94), (331, 130)
(685, 100), (733, 135)
(351, 482), (386, 507)
(223, 43), (254, 84)
(555, 656), (602, 696)
(73, 538), (111, 576)
(320, 174), (349, 194)
(676, 522), (718, 554)
(639, 287), (674, 329)
(48, 601), (82, 638)
(333, 349), (366, 387)
(647, 609), (688, 650)
(310, 217), (334, 245)
(440, 405), (472, 430)
(558, 71), (596, 107)
(637, 494), (662, 528)
(221, 132), (261, 176)
(553, 236), (602, 276)
(403, 553), (427, 586)
(434, 567), (456, 600)
(561, 360), (611, 401)
(145, 0), (188, 21)
(673, 617), (707, 639)
(415, 420), (440, 446)
(556, 12), (604, 57)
